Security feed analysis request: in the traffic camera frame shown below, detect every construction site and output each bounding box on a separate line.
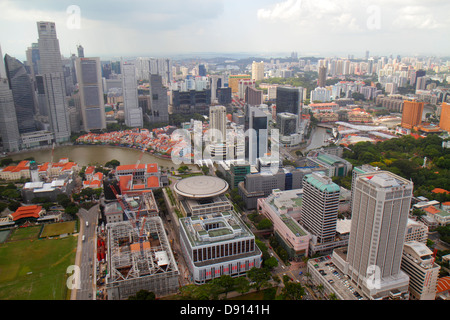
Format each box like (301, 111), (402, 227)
(104, 177), (179, 300)
(105, 216), (179, 300)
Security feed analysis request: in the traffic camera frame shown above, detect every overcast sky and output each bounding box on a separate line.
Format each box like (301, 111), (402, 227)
(1, 0), (450, 61)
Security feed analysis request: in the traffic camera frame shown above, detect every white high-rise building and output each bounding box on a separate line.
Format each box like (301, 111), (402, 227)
(75, 57), (106, 132)
(121, 61), (143, 128)
(345, 171), (413, 300)
(300, 172), (340, 245)
(251, 61), (264, 81)
(37, 21), (71, 143)
(209, 105), (227, 143)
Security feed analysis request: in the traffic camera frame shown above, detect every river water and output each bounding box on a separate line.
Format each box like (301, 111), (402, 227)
(8, 145), (195, 169)
(8, 127), (331, 168)
(302, 127), (330, 152)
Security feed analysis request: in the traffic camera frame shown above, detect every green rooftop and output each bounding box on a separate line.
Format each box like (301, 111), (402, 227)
(280, 214), (307, 236)
(304, 174), (340, 193)
(317, 153), (341, 166)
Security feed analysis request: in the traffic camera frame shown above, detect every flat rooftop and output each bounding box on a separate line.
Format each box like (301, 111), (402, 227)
(180, 210), (254, 247)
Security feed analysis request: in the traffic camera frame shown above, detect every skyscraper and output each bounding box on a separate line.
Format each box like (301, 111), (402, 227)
(276, 86), (303, 134)
(122, 61), (143, 128)
(439, 102), (450, 132)
(401, 100), (424, 130)
(75, 57), (106, 132)
(77, 44), (84, 58)
(209, 105), (227, 143)
(0, 45), (20, 152)
(276, 86), (303, 115)
(148, 74), (169, 124)
(36, 21), (71, 143)
(251, 61), (264, 81)
(346, 171), (412, 300)
(247, 106), (268, 165)
(276, 112), (297, 136)
(4, 54), (37, 134)
(198, 64), (206, 77)
(300, 172), (340, 244)
(318, 65), (327, 88)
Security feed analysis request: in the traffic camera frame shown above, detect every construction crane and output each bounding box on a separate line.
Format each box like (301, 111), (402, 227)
(110, 147), (149, 255)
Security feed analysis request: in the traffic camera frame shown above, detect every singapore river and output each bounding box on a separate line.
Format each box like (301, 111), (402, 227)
(8, 145), (196, 169)
(7, 127), (331, 168)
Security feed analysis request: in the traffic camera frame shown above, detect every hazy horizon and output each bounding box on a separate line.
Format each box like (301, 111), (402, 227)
(1, 0), (450, 62)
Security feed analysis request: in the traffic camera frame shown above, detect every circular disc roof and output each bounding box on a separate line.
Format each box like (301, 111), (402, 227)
(173, 176), (229, 199)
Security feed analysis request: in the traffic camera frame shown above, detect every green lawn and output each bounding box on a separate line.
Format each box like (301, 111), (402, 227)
(41, 221), (76, 238)
(8, 226), (41, 241)
(0, 234), (77, 300)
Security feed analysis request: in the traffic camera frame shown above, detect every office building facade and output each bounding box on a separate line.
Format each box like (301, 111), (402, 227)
(300, 172), (340, 244)
(36, 21), (71, 143)
(209, 105), (227, 143)
(4, 54), (37, 134)
(0, 77), (21, 152)
(345, 171), (413, 300)
(122, 61), (143, 127)
(401, 100), (424, 130)
(75, 57), (106, 132)
(148, 74), (169, 124)
(440, 102), (450, 132)
(251, 61), (264, 81)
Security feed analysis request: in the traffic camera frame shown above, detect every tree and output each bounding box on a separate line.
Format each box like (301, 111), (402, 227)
(56, 194), (71, 208)
(283, 281), (305, 300)
(263, 256), (278, 270)
(105, 159), (120, 168)
(247, 267), (271, 291)
(212, 275), (235, 298)
(234, 276), (250, 295)
(256, 218), (273, 230)
(65, 203), (79, 216)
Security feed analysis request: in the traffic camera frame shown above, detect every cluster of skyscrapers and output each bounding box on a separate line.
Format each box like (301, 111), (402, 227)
(0, 21), (172, 153)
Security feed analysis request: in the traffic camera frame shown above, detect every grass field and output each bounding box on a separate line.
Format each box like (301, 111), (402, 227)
(40, 221), (76, 238)
(8, 226), (41, 241)
(0, 226), (78, 300)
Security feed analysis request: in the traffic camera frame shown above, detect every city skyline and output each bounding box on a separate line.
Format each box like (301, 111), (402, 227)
(1, 0), (450, 61)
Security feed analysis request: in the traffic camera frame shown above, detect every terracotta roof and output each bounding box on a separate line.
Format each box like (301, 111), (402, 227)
(432, 188), (449, 194)
(146, 164), (158, 173)
(423, 206), (440, 215)
(437, 276), (450, 293)
(119, 175), (133, 192)
(147, 176), (160, 188)
(11, 205), (42, 221)
(85, 166), (95, 175)
(116, 164), (146, 171)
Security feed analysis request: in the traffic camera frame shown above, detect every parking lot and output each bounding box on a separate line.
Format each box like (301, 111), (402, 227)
(308, 256), (366, 300)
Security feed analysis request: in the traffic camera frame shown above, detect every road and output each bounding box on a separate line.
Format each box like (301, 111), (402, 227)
(74, 204), (100, 300)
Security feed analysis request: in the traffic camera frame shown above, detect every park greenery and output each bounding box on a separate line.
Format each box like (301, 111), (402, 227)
(337, 134), (450, 202)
